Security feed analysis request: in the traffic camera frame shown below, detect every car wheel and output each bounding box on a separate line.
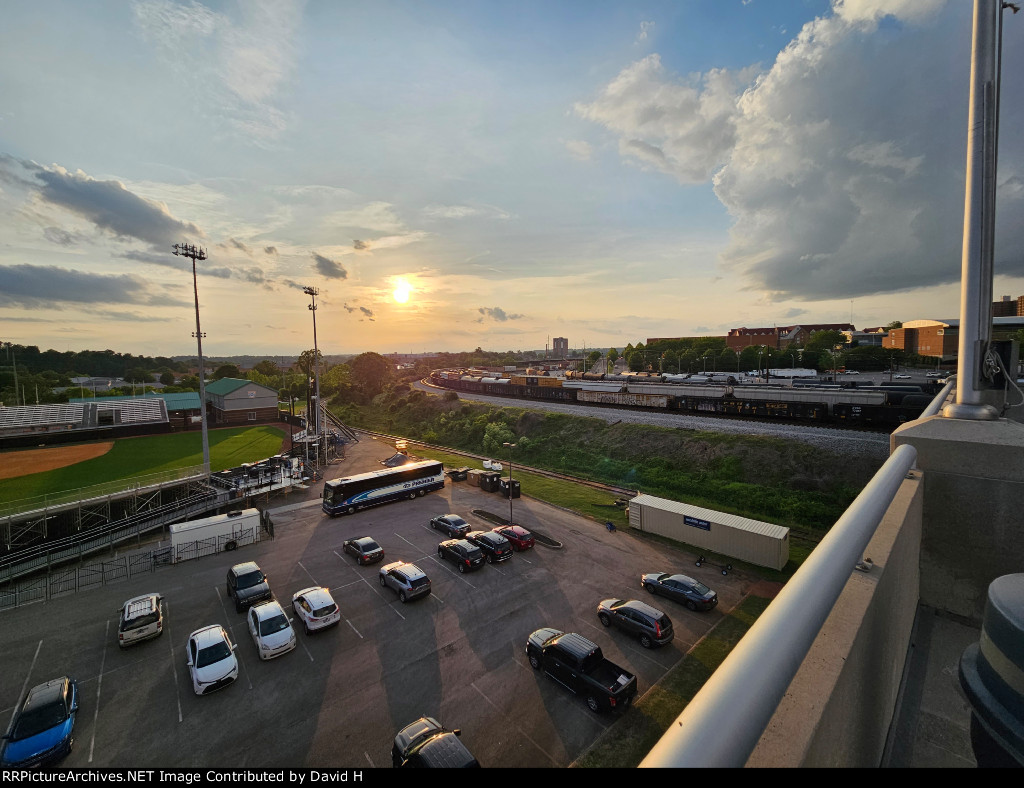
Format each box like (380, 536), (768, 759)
(586, 695), (601, 713)
(598, 613), (611, 627)
(379, 575), (386, 587)
(304, 621), (310, 636)
(488, 555), (495, 564)
(640, 634), (653, 649)
(438, 547), (444, 557)
(528, 653), (540, 670)
(695, 561), (702, 567)
(644, 583), (655, 594)
(235, 600), (243, 613)
(399, 591), (407, 603)
(458, 563), (466, 574)
(686, 600), (697, 611)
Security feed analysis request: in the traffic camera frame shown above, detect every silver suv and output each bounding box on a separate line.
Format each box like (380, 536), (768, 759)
(379, 561), (431, 603)
(117, 593), (164, 648)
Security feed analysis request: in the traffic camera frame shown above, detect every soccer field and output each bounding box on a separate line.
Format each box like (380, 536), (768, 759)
(0, 426), (286, 503)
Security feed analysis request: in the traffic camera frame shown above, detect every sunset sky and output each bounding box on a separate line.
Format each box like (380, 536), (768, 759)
(1, 0), (1022, 357)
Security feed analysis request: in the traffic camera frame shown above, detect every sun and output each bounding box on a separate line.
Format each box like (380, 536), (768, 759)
(392, 278), (412, 304)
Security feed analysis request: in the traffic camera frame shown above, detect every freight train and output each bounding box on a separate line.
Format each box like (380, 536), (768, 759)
(428, 370), (936, 429)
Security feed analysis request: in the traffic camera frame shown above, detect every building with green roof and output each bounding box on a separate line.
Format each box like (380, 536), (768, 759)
(203, 378), (279, 425)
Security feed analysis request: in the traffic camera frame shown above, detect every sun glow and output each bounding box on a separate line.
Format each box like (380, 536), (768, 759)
(392, 278), (412, 303)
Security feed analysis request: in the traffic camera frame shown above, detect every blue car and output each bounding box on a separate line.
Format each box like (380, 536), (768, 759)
(1, 677), (78, 768)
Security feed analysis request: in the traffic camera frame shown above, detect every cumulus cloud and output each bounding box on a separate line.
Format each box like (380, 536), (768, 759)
(0, 264), (188, 308)
(636, 21), (655, 44)
(17, 160), (204, 250)
(312, 252), (347, 279)
(578, 1), (1024, 300)
(565, 140), (593, 161)
(476, 306), (524, 323)
(43, 227), (85, 247)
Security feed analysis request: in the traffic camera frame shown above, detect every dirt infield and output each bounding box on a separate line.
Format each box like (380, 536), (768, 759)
(0, 442), (114, 480)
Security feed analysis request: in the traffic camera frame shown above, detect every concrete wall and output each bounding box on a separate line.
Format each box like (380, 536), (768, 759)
(748, 473), (923, 767)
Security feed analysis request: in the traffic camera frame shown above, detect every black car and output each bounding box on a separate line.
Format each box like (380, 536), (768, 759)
(465, 530), (513, 563)
(226, 561), (272, 613)
(342, 536), (385, 565)
(430, 514), (471, 539)
(392, 717), (479, 768)
(437, 539), (486, 573)
(596, 598), (674, 648)
(641, 572), (718, 611)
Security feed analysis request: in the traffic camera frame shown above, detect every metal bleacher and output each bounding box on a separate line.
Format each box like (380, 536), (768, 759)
(0, 399), (168, 437)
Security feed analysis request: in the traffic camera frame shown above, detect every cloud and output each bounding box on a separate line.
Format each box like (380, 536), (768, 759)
(353, 239), (369, 250)
(0, 264), (188, 308)
(220, 238), (253, 255)
(342, 303), (357, 313)
(16, 159), (204, 250)
(312, 252), (347, 279)
(326, 201), (404, 233)
(264, 246), (278, 255)
(118, 250), (233, 278)
(565, 140), (593, 161)
(578, 2), (1024, 300)
(43, 227), (85, 247)
(636, 21), (655, 44)
(359, 306), (374, 319)
(476, 306), (524, 323)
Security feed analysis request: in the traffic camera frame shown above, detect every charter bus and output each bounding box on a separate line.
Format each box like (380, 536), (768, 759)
(322, 460), (445, 516)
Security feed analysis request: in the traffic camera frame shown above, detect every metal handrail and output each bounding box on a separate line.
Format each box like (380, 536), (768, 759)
(639, 442), (918, 768)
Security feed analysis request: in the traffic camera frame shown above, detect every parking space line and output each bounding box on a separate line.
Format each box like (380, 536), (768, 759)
(88, 621), (109, 763)
(331, 579), (364, 591)
(362, 577), (405, 620)
(394, 532), (424, 551)
(429, 591), (445, 605)
(9, 639), (42, 729)
(470, 682), (559, 767)
(517, 554), (534, 564)
(297, 561), (317, 584)
(364, 751), (375, 768)
(346, 620), (363, 639)
(215, 586), (253, 690)
(164, 601), (183, 723)
(298, 637), (315, 662)
(427, 555), (477, 589)
(487, 562), (507, 576)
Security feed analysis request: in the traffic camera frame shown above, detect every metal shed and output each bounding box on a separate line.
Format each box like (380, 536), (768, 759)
(628, 494), (790, 571)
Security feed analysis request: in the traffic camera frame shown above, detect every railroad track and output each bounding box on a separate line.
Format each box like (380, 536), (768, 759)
(355, 428), (639, 499)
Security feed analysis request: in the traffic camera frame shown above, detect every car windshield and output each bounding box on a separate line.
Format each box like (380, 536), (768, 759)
(312, 603), (336, 617)
(259, 614), (290, 636)
(120, 611), (159, 631)
(196, 640), (231, 668)
(236, 570), (264, 589)
(449, 517), (467, 526)
(10, 700), (67, 741)
(360, 540), (380, 552)
(409, 576), (429, 589)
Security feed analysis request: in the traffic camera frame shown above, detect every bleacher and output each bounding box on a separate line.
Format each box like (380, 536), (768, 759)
(0, 399), (169, 438)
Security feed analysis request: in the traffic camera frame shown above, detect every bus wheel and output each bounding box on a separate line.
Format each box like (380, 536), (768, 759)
(417, 489), (426, 497)
(408, 492), (416, 500)
(346, 506), (355, 515)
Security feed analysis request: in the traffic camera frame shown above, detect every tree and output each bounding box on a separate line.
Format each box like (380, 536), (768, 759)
(606, 348), (619, 366)
(804, 330), (847, 354)
(159, 371), (176, 386)
(212, 364), (241, 380)
(125, 368), (154, 384)
(321, 363), (353, 397)
(885, 320), (903, 330)
(586, 350), (602, 372)
(253, 359), (280, 378)
(295, 349), (323, 379)
(349, 352), (392, 401)
(179, 375), (199, 390)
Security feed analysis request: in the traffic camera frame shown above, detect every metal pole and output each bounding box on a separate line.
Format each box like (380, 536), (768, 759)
(944, 0), (1004, 420)
(304, 286), (323, 467)
(174, 244), (211, 473)
(503, 441), (516, 525)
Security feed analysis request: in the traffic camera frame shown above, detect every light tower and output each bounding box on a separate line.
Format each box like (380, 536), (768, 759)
(173, 243), (211, 474)
(303, 286), (323, 467)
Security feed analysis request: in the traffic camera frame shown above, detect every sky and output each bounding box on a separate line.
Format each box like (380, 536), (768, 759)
(1, 0), (1022, 358)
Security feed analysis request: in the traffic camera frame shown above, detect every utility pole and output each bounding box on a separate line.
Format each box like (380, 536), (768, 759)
(174, 243), (211, 474)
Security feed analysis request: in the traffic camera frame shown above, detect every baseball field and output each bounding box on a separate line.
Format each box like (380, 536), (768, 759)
(0, 426), (287, 504)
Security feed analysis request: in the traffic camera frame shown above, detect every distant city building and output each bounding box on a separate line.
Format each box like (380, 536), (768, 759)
(726, 323), (855, 352)
(992, 294), (1024, 317)
(552, 337), (568, 358)
(842, 330), (887, 347)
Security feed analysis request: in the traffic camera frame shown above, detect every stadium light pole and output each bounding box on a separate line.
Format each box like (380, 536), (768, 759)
(174, 243), (210, 474)
(303, 286), (323, 469)
(503, 441), (516, 526)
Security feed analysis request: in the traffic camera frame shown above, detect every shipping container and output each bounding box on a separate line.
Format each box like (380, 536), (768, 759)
(627, 494), (789, 571)
(576, 390), (669, 408)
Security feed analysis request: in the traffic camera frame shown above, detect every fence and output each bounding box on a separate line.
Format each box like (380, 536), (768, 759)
(0, 524), (267, 612)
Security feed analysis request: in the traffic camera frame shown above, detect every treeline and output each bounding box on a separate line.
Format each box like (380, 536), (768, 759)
(2, 345), (191, 378)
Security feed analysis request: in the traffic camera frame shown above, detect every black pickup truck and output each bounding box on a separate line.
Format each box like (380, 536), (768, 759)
(525, 628), (638, 713)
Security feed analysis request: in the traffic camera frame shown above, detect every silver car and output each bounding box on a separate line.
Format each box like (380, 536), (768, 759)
(379, 561), (431, 603)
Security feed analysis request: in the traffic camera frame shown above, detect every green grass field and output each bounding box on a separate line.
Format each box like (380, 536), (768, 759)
(0, 426), (286, 503)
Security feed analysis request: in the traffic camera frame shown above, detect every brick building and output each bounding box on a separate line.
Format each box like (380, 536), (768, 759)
(725, 323), (855, 352)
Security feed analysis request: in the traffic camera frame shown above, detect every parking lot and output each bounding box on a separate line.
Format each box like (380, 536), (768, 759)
(1, 439), (758, 768)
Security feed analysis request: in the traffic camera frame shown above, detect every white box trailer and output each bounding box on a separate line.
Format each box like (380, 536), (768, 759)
(628, 494), (790, 571)
(168, 508), (261, 564)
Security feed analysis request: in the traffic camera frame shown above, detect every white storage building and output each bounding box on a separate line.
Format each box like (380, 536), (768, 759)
(628, 494), (790, 571)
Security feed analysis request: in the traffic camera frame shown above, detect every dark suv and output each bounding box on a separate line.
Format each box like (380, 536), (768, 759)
(465, 530), (513, 563)
(226, 562), (272, 613)
(392, 717), (479, 768)
(437, 539), (486, 573)
(596, 598), (674, 648)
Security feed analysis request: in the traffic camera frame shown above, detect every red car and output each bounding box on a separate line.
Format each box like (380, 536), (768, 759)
(492, 525), (534, 551)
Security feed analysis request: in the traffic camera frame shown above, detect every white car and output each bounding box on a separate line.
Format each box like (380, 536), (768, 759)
(291, 586), (341, 634)
(894, 374), (911, 379)
(247, 600), (297, 659)
(186, 625), (238, 695)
